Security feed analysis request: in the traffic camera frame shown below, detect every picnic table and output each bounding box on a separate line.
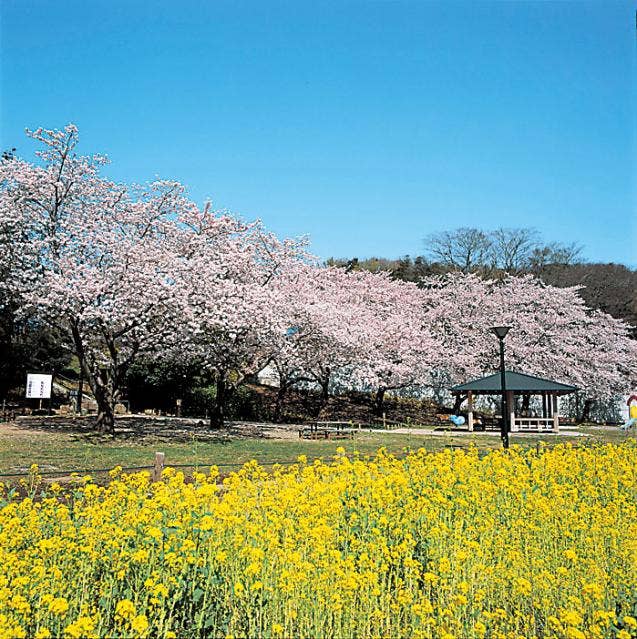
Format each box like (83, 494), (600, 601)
(298, 421), (355, 440)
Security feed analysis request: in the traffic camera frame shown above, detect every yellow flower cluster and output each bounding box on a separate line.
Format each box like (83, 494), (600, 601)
(0, 443), (635, 638)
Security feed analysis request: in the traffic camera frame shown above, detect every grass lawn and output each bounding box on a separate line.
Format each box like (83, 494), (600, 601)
(0, 417), (632, 481)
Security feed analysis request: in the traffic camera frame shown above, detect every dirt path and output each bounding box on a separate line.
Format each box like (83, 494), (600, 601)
(3, 415), (310, 442)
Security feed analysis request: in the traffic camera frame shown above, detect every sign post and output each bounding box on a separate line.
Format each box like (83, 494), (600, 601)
(26, 374), (53, 411)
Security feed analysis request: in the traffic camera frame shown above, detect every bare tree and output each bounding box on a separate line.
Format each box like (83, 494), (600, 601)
(425, 226), (582, 275)
(528, 241), (582, 270)
(424, 227), (492, 272)
(490, 227), (540, 272)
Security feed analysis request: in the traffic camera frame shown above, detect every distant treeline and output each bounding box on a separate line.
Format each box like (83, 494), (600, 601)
(327, 226), (637, 333)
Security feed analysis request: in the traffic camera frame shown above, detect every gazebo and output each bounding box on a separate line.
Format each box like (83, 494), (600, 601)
(451, 371), (577, 433)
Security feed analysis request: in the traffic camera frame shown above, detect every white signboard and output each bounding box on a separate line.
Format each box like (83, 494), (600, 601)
(26, 374), (52, 399)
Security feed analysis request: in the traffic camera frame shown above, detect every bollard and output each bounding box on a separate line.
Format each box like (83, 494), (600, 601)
(152, 452), (165, 482)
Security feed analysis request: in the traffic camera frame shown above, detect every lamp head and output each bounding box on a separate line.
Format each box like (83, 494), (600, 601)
(491, 326), (511, 340)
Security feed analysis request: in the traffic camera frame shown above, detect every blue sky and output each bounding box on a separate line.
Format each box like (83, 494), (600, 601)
(1, 0), (635, 265)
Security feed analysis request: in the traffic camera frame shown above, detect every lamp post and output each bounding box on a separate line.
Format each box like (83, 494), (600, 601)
(491, 326), (511, 449)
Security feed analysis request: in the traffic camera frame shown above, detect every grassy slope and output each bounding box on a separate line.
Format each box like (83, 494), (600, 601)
(0, 419), (631, 480)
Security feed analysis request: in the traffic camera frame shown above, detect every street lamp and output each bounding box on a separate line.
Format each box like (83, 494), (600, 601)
(491, 326), (511, 449)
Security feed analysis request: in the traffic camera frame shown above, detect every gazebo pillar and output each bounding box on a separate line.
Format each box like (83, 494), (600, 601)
(552, 394), (560, 432)
(467, 391), (474, 432)
(507, 390), (516, 432)
(542, 392), (548, 418)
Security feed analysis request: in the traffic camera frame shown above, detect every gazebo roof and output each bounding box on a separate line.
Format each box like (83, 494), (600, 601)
(451, 370), (578, 395)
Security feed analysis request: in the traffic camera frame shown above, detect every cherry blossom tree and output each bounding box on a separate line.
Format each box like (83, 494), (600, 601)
(265, 265), (367, 418)
(419, 273), (637, 412)
(281, 267), (387, 415)
(346, 273), (442, 416)
(264, 263), (328, 421)
(269, 267), (442, 418)
(2, 125), (633, 433)
(170, 203), (309, 427)
(0, 125), (187, 433)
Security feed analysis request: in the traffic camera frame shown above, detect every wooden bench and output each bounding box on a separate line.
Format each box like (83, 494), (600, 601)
(472, 416), (501, 431)
(368, 418), (404, 430)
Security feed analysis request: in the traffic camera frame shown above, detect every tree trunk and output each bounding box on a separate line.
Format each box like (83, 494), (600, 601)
(70, 323), (117, 435)
(93, 379), (115, 435)
(0, 305), (16, 403)
(578, 399), (594, 424)
(273, 381), (288, 423)
(315, 373), (330, 418)
(373, 387), (387, 417)
(210, 377), (227, 428)
(95, 402), (115, 434)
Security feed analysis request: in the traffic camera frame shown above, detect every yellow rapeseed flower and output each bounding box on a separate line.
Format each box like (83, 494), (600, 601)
(115, 599), (136, 621)
(48, 597), (69, 616)
(0, 443), (633, 639)
(131, 614), (148, 636)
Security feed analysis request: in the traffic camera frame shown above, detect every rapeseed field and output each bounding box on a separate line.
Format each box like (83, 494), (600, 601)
(0, 443), (635, 639)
